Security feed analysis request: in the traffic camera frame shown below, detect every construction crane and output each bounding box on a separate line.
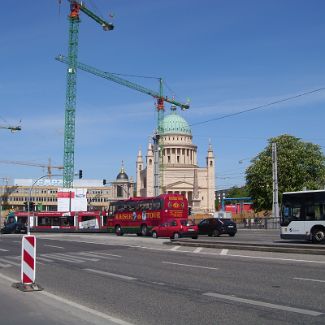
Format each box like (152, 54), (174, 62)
(62, 1), (114, 188)
(55, 55), (190, 195)
(0, 125), (21, 132)
(56, 55), (189, 134)
(0, 159), (64, 178)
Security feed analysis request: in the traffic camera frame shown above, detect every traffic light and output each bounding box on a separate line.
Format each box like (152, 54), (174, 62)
(188, 207), (192, 216)
(103, 179), (107, 185)
(78, 169), (83, 179)
(24, 202), (35, 211)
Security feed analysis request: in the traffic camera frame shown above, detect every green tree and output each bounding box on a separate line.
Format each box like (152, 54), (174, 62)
(246, 134), (325, 212)
(226, 185), (249, 198)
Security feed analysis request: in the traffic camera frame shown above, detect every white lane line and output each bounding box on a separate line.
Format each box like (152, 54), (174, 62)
(203, 292), (322, 316)
(0, 259), (12, 267)
(37, 256), (54, 262)
(220, 249), (228, 255)
(162, 261), (218, 270)
(41, 254), (83, 263)
(53, 253), (99, 262)
(294, 277), (325, 284)
(77, 252), (117, 260)
(0, 257), (20, 266)
(87, 252), (122, 258)
(83, 268), (136, 281)
(225, 253), (325, 265)
(193, 247), (202, 253)
(0, 248), (8, 252)
(170, 246), (181, 251)
(0, 272), (135, 325)
(44, 245), (65, 249)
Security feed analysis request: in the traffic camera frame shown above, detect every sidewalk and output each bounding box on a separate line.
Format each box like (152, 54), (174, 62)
(0, 273), (133, 325)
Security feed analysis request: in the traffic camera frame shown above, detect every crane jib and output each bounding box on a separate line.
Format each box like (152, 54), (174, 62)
(55, 55), (189, 110)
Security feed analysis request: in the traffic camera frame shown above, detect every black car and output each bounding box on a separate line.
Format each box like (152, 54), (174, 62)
(198, 218), (237, 237)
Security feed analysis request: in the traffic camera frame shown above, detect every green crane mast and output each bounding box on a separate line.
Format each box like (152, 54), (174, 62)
(56, 55), (190, 194)
(63, 1), (114, 188)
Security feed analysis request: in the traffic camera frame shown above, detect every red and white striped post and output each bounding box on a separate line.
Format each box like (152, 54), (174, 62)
(14, 235), (42, 292)
(21, 235), (36, 285)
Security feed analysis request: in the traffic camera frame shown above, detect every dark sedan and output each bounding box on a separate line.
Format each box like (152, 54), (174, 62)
(198, 218), (237, 237)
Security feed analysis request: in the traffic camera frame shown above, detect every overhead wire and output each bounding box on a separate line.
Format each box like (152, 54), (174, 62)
(190, 86), (325, 127)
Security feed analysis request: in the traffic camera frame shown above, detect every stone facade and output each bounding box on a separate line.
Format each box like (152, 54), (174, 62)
(136, 110), (216, 214)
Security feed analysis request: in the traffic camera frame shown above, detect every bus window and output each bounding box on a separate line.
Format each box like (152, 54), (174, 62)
(152, 199), (161, 210)
(305, 205), (315, 221)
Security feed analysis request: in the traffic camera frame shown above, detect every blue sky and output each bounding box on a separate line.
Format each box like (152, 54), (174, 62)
(1, 0), (325, 189)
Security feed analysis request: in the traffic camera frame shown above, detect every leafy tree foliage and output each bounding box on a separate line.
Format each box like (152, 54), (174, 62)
(246, 134), (325, 212)
(226, 185), (249, 198)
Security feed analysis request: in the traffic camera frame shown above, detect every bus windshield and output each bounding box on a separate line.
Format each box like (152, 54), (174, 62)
(281, 192), (325, 226)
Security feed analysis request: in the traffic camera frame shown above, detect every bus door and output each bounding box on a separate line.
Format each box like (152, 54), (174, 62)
(78, 214), (99, 230)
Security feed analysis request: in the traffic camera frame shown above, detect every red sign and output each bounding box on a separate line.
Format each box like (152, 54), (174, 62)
(57, 192), (75, 199)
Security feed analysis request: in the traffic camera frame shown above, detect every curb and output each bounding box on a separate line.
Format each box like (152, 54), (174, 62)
(164, 240), (325, 255)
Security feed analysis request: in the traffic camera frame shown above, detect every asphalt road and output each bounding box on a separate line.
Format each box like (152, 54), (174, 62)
(0, 232), (324, 325)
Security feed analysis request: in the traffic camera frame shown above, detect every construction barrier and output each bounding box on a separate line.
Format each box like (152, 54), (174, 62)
(21, 235), (36, 284)
(13, 235), (43, 292)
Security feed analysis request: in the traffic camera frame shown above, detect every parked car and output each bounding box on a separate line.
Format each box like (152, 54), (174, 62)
(198, 218), (237, 237)
(151, 219), (198, 239)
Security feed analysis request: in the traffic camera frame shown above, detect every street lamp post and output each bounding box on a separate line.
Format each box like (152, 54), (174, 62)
(27, 174), (62, 235)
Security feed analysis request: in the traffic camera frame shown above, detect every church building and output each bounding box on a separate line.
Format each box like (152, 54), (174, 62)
(136, 108), (215, 214)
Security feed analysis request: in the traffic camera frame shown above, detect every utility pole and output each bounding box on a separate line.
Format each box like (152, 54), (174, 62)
(272, 143), (279, 222)
(0, 178), (8, 232)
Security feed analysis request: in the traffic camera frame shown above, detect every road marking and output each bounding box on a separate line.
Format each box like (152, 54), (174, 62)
(193, 247), (202, 253)
(0, 257), (20, 266)
(87, 251), (122, 258)
(162, 261), (218, 270)
(37, 256), (54, 262)
(203, 292), (322, 316)
(294, 277), (325, 284)
(0, 259), (12, 267)
(0, 248), (8, 252)
(54, 253), (99, 262)
(0, 272), (135, 325)
(41, 254), (82, 263)
(44, 244), (64, 249)
(77, 252), (117, 260)
(150, 281), (165, 286)
(220, 249), (228, 255)
(83, 268), (136, 281)
(224, 253), (325, 264)
(170, 246), (181, 251)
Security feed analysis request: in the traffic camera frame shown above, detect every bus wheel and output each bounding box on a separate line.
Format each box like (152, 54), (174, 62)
(311, 228), (325, 243)
(152, 231), (158, 239)
(141, 225), (148, 236)
(115, 225), (123, 236)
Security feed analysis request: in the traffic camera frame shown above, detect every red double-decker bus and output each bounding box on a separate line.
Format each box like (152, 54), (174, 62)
(107, 193), (188, 236)
(13, 211), (108, 232)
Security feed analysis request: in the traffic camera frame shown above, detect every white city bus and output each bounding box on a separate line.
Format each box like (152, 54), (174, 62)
(280, 190), (325, 243)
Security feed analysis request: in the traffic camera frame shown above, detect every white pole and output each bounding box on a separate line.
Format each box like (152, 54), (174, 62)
(272, 143), (279, 221)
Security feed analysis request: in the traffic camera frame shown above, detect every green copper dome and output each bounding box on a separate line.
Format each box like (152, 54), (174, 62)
(160, 112), (191, 135)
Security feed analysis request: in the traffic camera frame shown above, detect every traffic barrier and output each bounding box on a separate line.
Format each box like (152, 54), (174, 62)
(13, 235), (43, 292)
(21, 235), (36, 284)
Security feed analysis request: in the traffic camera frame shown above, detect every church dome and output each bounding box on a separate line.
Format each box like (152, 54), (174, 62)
(116, 162), (128, 180)
(161, 111), (191, 135)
